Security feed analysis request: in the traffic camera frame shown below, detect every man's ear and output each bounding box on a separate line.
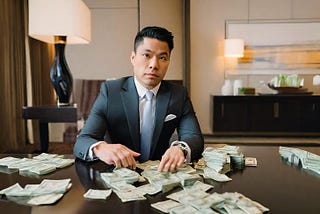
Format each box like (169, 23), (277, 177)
(130, 51), (135, 64)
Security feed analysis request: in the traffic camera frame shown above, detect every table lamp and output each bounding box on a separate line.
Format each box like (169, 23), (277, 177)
(28, 0), (91, 106)
(224, 38), (244, 58)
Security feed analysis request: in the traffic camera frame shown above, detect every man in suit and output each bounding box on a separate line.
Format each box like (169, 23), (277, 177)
(74, 26), (204, 172)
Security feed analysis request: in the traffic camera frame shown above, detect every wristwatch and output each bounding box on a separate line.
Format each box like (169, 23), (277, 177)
(172, 143), (188, 158)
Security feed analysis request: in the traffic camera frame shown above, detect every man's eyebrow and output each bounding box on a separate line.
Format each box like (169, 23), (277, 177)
(141, 49), (169, 56)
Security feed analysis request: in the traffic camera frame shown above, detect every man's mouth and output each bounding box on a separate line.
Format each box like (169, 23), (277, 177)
(145, 73), (159, 78)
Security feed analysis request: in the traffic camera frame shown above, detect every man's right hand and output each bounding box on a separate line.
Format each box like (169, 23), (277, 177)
(93, 142), (140, 169)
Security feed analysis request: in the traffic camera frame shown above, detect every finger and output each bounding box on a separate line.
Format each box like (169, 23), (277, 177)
(158, 155), (169, 172)
(126, 148), (141, 157)
(114, 158), (122, 168)
(169, 162), (177, 172)
(163, 158), (174, 172)
(176, 157), (185, 168)
(120, 156), (129, 168)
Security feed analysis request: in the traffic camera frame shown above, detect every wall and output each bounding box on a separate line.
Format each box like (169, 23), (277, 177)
(66, 0), (138, 80)
(53, 0), (320, 141)
(51, 0), (183, 142)
(66, 0), (183, 80)
(190, 0), (320, 134)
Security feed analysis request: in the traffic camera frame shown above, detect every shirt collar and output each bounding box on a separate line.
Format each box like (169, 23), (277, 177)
(134, 76), (161, 99)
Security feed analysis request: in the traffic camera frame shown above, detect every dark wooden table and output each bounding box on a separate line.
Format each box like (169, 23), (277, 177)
(22, 105), (77, 152)
(0, 145), (319, 213)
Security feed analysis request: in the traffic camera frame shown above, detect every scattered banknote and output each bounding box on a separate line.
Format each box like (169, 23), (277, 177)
(136, 183), (162, 195)
(0, 179), (72, 206)
(83, 189), (112, 199)
(113, 189), (146, 202)
(0, 153), (74, 176)
(203, 167), (232, 182)
(136, 160), (160, 170)
(279, 146), (320, 175)
(212, 192), (270, 213)
(151, 199), (181, 213)
(113, 167), (140, 183)
(175, 171), (202, 186)
(27, 193), (64, 205)
(245, 157), (258, 167)
(183, 181), (214, 192)
(169, 204), (201, 214)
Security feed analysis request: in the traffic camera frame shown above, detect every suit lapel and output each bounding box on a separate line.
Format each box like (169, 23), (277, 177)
(150, 82), (171, 157)
(120, 77), (140, 152)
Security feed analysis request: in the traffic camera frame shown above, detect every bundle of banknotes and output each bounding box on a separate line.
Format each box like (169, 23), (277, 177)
(279, 146), (320, 175)
(193, 145), (251, 183)
(0, 153), (74, 175)
(95, 156), (269, 213)
(0, 179), (72, 205)
(152, 186), (269, 213)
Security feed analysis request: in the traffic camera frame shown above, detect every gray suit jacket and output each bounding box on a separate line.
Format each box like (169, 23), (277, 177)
(73, 76), (204, 161)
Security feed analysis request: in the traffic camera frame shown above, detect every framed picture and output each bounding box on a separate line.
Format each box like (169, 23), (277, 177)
(226, 20), (320, 75)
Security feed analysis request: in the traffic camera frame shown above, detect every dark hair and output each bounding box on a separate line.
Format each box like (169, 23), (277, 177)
(133, 26), (174, 53)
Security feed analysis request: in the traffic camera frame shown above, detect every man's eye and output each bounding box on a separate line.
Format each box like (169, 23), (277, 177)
(142, 53), (150, 58)
(160, 56), (168, 61)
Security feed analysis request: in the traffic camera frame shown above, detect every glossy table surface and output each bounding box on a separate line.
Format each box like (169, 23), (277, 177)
(0, 145), (319, 214)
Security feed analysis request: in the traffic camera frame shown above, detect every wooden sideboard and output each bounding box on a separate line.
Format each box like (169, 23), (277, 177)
(212, 95), (320, 135)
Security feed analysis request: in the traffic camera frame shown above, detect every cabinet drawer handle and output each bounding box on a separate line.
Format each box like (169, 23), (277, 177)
(274, 102), (279, 118)
(221, 103), (224, 118)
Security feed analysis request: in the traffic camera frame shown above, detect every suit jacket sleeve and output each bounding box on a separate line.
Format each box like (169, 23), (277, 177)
(177, 87), (204, 161)
(73, 82), (111, 161)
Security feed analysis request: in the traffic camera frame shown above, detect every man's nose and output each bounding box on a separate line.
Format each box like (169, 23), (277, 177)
(149, 56), (159, 69)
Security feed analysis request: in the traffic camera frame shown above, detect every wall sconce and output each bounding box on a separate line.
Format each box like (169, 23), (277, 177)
(224, 38), (244, 58)
(28, 0), (91, 106)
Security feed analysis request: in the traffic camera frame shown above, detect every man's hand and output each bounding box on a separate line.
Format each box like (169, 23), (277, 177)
(158, 146), (185, 172)
(93, 142), (140, 169)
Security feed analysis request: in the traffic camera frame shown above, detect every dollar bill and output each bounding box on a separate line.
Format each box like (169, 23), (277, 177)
(151, 199), (181, 213)
(83, 189), (112, 200)
(245, 157), (258, 167)
(27, 193), (64, 205)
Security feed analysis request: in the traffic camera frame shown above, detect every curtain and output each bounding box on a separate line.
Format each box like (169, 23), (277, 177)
(0, 0), (27, 152)
(0, 0), (55, 152)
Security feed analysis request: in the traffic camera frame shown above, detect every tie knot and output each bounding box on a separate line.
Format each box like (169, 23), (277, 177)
(145, 91), (154, 101)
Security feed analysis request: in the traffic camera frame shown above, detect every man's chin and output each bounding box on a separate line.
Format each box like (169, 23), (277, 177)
(144, 79), (160, 89)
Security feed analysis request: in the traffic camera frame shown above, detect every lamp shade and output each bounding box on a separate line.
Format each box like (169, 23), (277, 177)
(224, 38), (244, 57)
(28, 0), (91, 44)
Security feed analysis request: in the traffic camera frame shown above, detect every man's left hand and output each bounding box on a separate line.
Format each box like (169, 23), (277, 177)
(158, 146), (185, 172)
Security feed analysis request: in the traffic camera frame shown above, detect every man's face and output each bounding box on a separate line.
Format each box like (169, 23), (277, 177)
(131, 37), (171, 90)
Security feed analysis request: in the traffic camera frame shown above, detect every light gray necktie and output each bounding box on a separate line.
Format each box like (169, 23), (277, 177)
(140, 91), (154, 162)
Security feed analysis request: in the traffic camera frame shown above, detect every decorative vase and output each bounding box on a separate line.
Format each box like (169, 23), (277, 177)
(50, 36), (73, 106)
(221, 79), (233, 95)
(233, 79), (243, 95)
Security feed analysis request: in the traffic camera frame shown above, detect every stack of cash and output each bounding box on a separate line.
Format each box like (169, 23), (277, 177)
(202, 145), (245, 172)
(202, 147), (230, 172)
(113, 167), (141, 183)
(212, 192), (270, 213)
(279, 146), (320, 175)
(83, 189), (112, 200)
(100, 168), (147, 202)
(142, 170), (181, 193)
(199, 145), (247, 182)
(151, 180), (269, 213)
(0, 153), (74, 175)
(0, 179), (72, 205)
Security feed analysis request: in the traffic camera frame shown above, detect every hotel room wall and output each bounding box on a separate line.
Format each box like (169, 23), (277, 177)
(190, 0), (320, 134)
(53, 0), (320, 142)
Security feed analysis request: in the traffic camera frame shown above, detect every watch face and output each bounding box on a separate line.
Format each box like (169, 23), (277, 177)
(176, 144), (187, 157)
